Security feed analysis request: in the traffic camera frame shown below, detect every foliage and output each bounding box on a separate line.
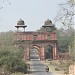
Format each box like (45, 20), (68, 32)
(6, 56), (27, 73)
(55, 67), (60, 71)
(0, 31), (14, 46)
(37, 27), (44, 32)
(49, 60), (73, 74)
(56, 28), (74, 53)
(0, 31), (27, 74)
(57, 60), (73, 74)
(0, 50), (27, 73)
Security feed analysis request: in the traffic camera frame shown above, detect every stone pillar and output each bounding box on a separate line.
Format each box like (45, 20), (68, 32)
(39, 48), (42, 60)
(40, 46), (45, 60)
(53, 46), (55, 60)
(54, 43), (57, 59)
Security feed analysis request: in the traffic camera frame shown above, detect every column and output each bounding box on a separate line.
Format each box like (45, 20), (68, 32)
(40, 46), (45, 60)
(54, 43), (57, 59)
(53, 46), (55, 60)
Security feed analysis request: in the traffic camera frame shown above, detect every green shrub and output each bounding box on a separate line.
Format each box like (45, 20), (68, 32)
(55, 67), (60, 71)
(0, 50), (27, 74)
(50, 61), (52, 65)
(0, 32), (27, 74)
(5, 55), (27, 73)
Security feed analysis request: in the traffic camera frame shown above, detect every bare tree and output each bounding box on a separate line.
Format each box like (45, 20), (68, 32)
(54, 0), (75, 29)
(0, 0), (11, 9)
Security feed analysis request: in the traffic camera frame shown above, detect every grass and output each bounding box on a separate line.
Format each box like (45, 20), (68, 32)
(11, 72), (29, 75)
(41, 60), (65, 75)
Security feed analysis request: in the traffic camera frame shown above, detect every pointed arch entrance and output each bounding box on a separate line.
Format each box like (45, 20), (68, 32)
(45, 45), (53, 59)
(29, 45), (40, 60)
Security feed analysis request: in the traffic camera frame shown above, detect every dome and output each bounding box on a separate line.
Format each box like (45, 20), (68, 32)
(44, 19), (52, 25)
(17, 19), (25, 25)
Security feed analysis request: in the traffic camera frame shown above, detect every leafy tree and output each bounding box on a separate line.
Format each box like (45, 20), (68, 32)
(0, 50), (27, 73)
(37, 27), (44, 32)
(5, 55), (27, 73)
(56, 28), (74, 53)
(0, 31), (27, 73)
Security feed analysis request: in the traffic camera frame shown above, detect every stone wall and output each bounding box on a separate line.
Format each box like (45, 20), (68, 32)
(59, 52), (70, 59)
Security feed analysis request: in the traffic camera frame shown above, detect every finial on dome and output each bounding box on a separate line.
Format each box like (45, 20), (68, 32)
(17, 18), (25, 25)
(44, 19), (52, 25)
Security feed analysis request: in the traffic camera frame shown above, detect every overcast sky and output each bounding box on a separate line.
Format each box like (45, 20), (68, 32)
(0, 0), (64, 32)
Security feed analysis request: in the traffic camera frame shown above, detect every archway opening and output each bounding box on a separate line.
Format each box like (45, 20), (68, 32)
(30, 47), (40, 60)
(45, 45), (53, 60)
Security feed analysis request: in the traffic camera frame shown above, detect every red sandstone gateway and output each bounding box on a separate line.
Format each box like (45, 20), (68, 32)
(15, 19), (58, 60)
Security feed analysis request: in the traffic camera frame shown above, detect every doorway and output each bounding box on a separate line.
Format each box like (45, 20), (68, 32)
(45, 45), (53, 59)
(30, 48), (39, 60)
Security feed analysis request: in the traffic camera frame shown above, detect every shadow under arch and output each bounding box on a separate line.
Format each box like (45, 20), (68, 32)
(45, 45), (53, 60)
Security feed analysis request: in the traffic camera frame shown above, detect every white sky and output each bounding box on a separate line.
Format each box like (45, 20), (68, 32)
(0, 0), (64, 32)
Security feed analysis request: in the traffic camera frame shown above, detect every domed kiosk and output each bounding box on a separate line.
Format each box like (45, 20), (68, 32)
(42, 19), (56, 32)
(15, 19), (27, 32)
